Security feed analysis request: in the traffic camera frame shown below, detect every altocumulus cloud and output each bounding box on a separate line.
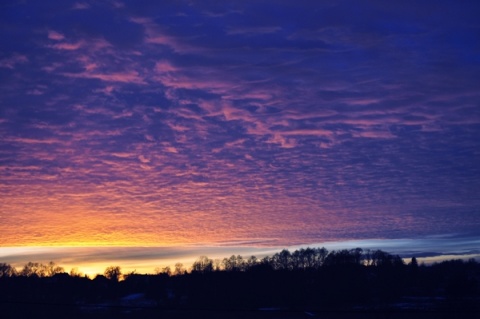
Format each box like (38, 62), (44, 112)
(0, 1), (479, 265)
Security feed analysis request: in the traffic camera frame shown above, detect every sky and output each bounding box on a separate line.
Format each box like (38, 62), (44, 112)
(1, 0), (479, 275)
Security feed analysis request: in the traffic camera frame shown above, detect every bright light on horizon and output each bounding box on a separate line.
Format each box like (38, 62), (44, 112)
(1, 1), (479, 272)
(2, 235), (479, 277)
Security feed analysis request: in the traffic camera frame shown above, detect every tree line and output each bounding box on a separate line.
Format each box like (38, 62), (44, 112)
(1, 247), (479, 318)
(1, 247), (411, 279)
(188, 247), (407, 274)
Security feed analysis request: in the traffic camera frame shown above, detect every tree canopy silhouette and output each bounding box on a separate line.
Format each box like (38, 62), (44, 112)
(1, 247), (479, 318)
(104, 265), (122, 282)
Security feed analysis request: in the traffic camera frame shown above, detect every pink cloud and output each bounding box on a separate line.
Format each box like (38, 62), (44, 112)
(221, 103), (255, 122)
(6, 137), (63, 145)
(167, 122), (190, 133)
(280, 109), (338, 120)
(0, 165), (43, 172)
(41, 62), (63, 73)
(224, 91), (273, 101)
(165, 146), (178, 153)
(332, 111), (435, 128)
(94, 85), (116, 95)
(111, 152), (134, 158)
(342, 98), (381, 106)
(73, 2), (90, 10)
(111, 1), (125, 9)
(268, 134), (297, 148)
(27, 89), (45, 95)
(144, 134), (155, 141)
(226, 26), (282, 35)
(155, 60), (178, 73)
(48, 31), (65, 41)
(224, 139), (247, 148)
(244, 154), (254, 160)
(352, 130), (396, 139)
(281, 129), (334, 137)
(112, 110), (134, 119)
(61, 70), (146, 84)
(49, 41), (84, 51)
(0, 55), (28, 69)
(420, 125), (443, 132)
(202, 9), (243, 18)
(168, 107), (205, 122)
(84, 63), (98, 71)
(138, 155), (150, 163)
(130, 17), (203, 54)
(154, 72), (231, 94)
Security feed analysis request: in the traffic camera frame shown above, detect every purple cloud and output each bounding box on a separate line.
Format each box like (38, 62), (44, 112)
(0, 0), (479, 265)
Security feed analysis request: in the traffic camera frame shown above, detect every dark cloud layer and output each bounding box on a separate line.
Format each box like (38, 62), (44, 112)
(1, 1), (479, 258)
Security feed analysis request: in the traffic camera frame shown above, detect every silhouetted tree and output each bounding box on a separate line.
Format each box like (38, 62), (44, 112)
(213, 258), (222, 271)
(246, 255), (258, 269)
(154, 266), (171, 276)
(0, 263), (17, 277)
(324, 249), (362, 266)
(123, 269), (138, 281)
(45, 261), (64, 276)
(371, 249), (393, 267)
(351, 248), (363, 264)
(293, 248), (315, 269)
(192, 256), (213, 273)
(174, 262), (185, 275)
(315, 247), (329, 267)
(235, 255), (245, 271)
(222, 255), (245, 272)
(69, 267), (83, 277)
(409, 256), (418, 268)
(19, 261), (64, 277)
(270, 249), (293, 270)
(1, 251), (478, 316)
(363, 249), (373, 266)
(20, 262), (45, 277)
(104, 266), (122, 281)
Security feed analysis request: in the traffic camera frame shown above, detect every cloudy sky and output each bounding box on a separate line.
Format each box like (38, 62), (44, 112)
(1, 0), (479, 274)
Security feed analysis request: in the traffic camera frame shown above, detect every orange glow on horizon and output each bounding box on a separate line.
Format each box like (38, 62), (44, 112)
(0, 188), (340, 248)
(1, 0), (479, 283)
(0, 245), (277, 278)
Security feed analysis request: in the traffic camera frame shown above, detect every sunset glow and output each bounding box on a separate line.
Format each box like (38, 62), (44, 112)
(1, 1), (479, 274)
